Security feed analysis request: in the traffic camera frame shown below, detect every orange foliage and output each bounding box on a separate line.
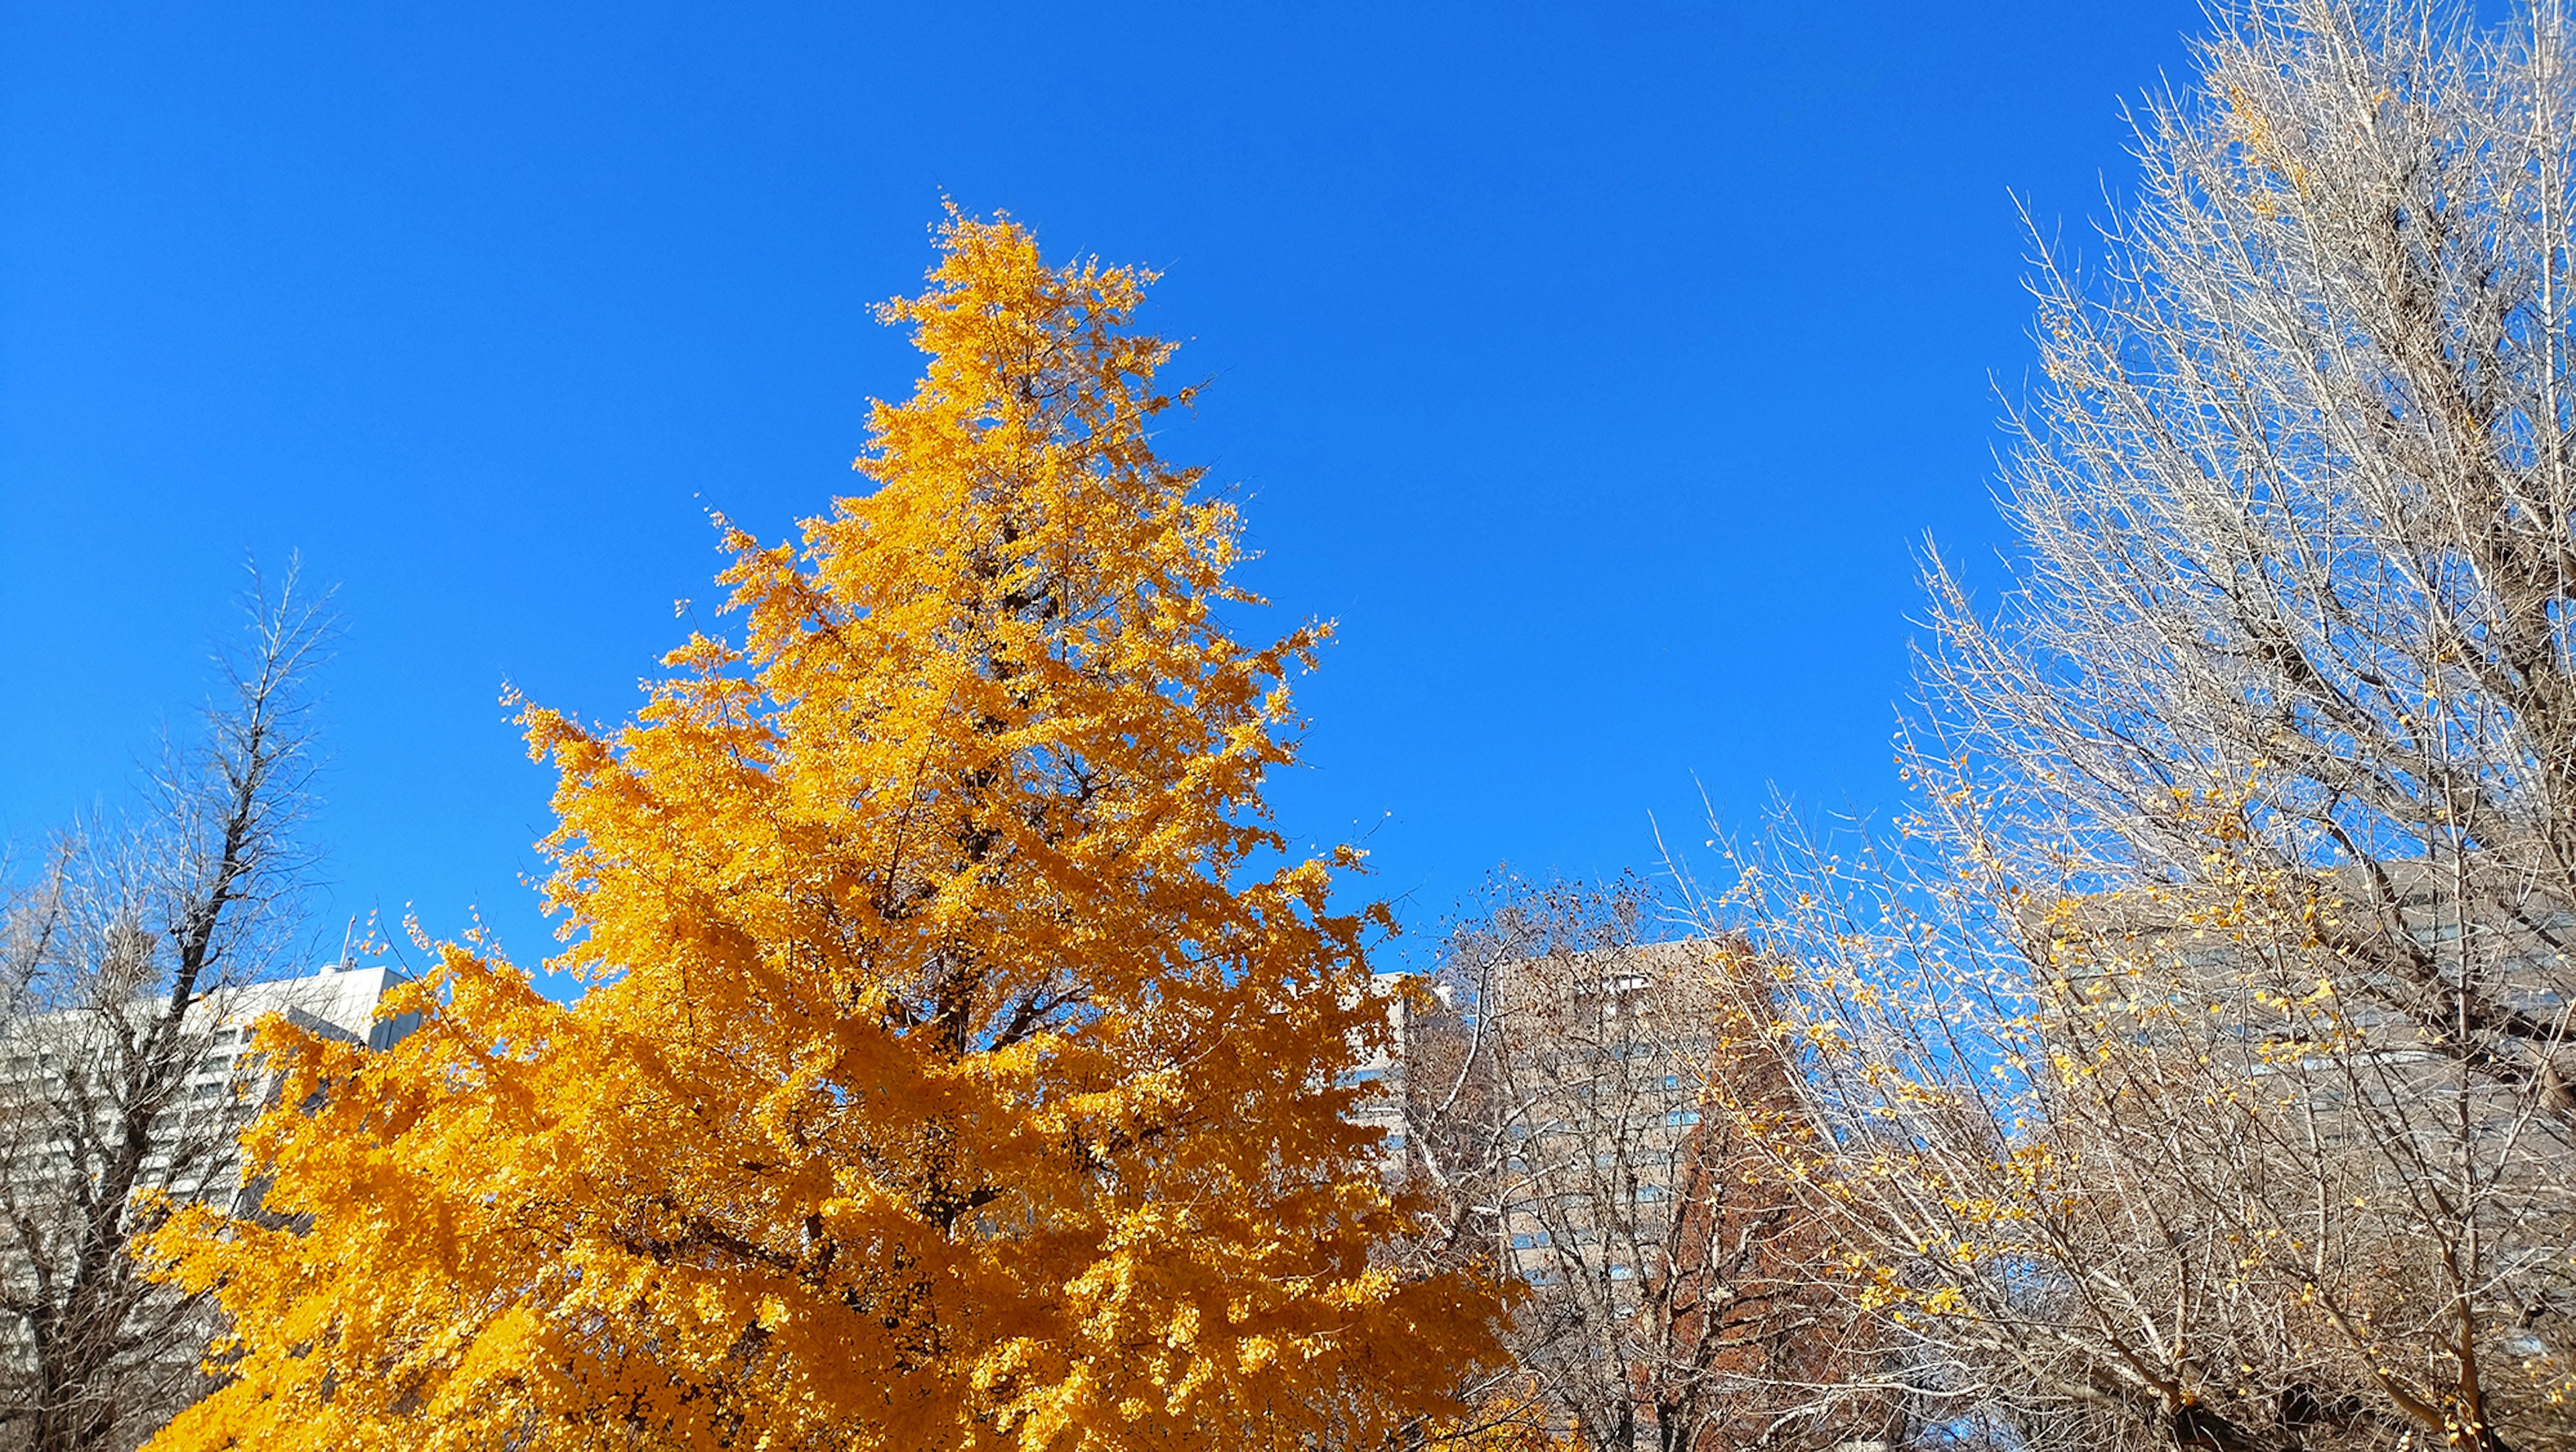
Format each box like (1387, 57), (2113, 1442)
(1424, 1376), (1570, 1452)
(142, 212), (1504, 1451)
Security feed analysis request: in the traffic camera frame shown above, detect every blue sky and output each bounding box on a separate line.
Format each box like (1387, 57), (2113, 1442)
(1, 1), (2205, 978)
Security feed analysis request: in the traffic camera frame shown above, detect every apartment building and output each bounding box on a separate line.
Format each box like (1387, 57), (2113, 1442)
(0, 964), (421, 1445)
(1354, 945), (1900, 1451)
(1, 962), (420, 1213)
(1356, 947), (1707, 1290)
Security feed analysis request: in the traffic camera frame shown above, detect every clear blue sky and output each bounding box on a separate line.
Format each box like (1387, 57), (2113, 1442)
(2, 1), (2204, 978)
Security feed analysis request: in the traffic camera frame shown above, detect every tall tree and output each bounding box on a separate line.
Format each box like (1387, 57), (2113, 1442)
(141, 213), (1503, 1452)
(1697, 3), (2576, 1447)
(1917, 0), (2576, 1143)
(0, 566), (332, 1452)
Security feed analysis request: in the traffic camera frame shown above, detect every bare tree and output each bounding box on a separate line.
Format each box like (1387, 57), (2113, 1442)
(1398, 874), (1898, 1452)
(0, 564), (333, 1452)
(1685, 798), (2576, 1452)
(1917, 0), (2576, 1146)
(1651, 5), (2576, 1447)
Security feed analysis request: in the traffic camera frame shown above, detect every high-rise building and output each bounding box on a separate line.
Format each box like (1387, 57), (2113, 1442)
(0, 963), (423, 1437)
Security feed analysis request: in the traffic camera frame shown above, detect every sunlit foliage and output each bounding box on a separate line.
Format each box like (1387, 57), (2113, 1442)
(140, 213), (1503, 1452)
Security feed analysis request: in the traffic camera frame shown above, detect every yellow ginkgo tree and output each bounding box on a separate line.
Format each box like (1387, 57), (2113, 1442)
(142, 211), (1503, 1452)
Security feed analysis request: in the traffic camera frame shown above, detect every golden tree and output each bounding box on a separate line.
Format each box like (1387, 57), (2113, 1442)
(140, 213), (1503, 1452)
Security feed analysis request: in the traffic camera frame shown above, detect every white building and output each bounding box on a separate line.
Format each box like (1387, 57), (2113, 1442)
(0, 963), (420, 1214)
(180, 965), (417, 1151)
(0, 963), (423, 1436)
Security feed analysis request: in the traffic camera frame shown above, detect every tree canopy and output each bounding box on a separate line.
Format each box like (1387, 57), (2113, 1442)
(142, 213), (1502, 1452)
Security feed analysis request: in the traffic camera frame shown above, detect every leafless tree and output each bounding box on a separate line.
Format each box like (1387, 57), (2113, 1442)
(1919, 0), (2576, 1148)
(1397, 874), (1899, 1452)
(1675, 4), (2576, 1447)
(1684, 801), (2576, 1452)
(0, 563), (333, 1452)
